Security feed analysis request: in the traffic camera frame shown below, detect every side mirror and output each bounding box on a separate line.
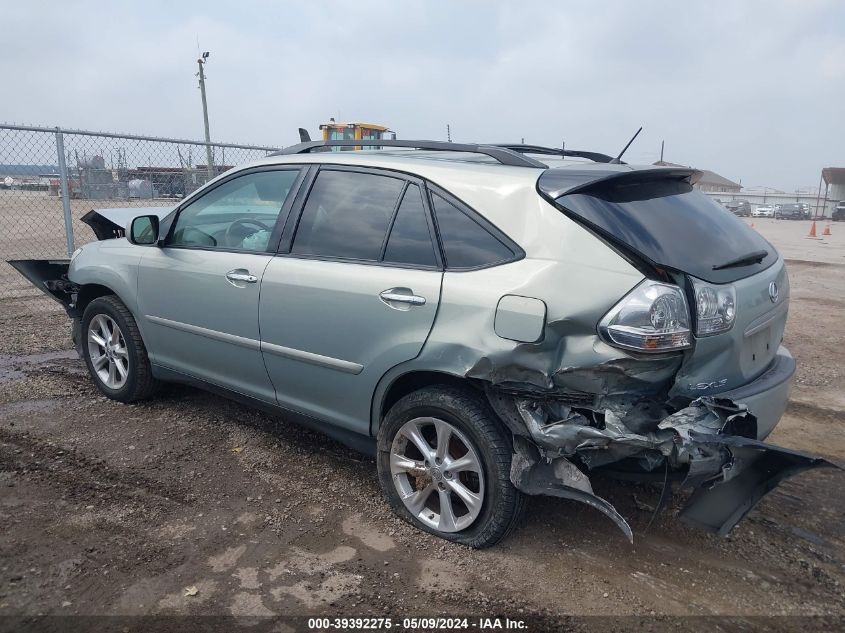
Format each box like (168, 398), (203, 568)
(128, 215), (160, 245)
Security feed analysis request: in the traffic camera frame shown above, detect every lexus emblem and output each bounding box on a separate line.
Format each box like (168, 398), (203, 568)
(768, 281), (779, 303)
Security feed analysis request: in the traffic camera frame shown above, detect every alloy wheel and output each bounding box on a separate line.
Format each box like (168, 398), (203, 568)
(87, 314), (129, 389)
(390, 417), (485, 533)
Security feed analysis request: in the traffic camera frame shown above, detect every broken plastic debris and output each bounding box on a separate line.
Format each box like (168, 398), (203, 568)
(509, 437), (633, 543)
(183, 585), (199, 597)
(502, 392), (840, 540)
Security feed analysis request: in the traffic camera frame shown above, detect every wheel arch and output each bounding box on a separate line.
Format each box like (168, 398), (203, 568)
(76, 283), (120, 315)
(371, 368), (480, 436)
(78, 288), (162, 402)
(74, 282), (150, 354)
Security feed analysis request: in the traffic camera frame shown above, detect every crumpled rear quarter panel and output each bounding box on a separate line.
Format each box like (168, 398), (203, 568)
(416, 192), (656, 395)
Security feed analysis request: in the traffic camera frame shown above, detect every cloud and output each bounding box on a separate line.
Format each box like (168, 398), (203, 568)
(1, 0), (842, 190)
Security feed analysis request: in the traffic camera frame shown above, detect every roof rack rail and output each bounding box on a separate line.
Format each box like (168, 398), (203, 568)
(272, 139), (548, 168)
(493, 144), (618, 164)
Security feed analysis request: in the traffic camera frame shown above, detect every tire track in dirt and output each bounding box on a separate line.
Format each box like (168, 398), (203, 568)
(0, 426), (191, 506)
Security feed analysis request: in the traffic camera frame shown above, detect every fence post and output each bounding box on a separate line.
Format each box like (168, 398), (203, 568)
(55, 128), (75, 256)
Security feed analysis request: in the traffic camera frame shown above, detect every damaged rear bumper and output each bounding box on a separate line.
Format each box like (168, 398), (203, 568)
(497, 346), (840, 542)
(677, 432), (834, 535)
(717, 347), (794, 440)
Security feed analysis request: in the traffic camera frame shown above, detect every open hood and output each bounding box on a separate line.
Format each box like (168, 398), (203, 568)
(82, 206), (174, 240)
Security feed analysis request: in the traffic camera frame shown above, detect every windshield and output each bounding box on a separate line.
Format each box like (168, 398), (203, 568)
(542, 172), (777, 284)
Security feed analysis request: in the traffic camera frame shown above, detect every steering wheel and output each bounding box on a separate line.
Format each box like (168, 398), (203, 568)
(225, 217), (271, 247)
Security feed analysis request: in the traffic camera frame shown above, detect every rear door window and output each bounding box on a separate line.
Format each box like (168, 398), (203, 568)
(383, 184), (438, 267)
(431, 193), (514, 269)
(292, 170), (404, 260)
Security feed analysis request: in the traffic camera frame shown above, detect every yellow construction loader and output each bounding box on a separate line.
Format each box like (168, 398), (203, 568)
(297, 120), (394, 151)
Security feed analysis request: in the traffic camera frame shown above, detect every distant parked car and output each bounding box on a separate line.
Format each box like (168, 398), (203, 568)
(724, 200), (751, 217)
(775, 203), (810, 220)
(833, 201), (845, 222)
(752, 204), (775, 218)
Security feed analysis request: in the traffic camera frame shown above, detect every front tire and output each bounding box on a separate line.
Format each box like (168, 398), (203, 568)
(377, 385), (526, 548)
(81, 295), (160, 402)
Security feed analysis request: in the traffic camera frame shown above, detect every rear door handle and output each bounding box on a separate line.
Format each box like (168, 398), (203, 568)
(379, 288), (426, 309)
(226, 269), (258, 286)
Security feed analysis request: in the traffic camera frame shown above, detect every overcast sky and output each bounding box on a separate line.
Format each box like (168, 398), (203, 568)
(2, 0), (843, 191)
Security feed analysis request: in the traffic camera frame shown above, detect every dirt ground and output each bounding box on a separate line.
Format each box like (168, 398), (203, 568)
(1, 217), (844, 630)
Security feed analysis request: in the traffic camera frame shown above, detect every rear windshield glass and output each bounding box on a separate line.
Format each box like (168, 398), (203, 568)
(548, 176), (777, 284)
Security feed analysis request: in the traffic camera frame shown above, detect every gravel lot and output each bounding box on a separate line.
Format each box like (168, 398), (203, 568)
(1, 218), (844, 629)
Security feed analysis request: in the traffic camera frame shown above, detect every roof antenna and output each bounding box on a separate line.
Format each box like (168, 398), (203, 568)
(298, 128), (311, 142)
(611, 126), (642, 164)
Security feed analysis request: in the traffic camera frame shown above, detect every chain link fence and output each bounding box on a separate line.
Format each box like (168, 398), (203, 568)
(0, 124), (279, 302)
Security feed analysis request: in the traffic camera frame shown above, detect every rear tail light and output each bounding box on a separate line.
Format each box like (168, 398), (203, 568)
(693, 279), (736, 336)
(599, 280), (692, 353)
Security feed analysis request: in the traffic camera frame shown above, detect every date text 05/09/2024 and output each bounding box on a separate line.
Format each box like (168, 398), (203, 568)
(307, 617), (528, 630)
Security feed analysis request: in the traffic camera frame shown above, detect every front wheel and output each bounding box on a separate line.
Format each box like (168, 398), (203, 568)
(81, 295), (160, 402)
(377, 386), (526, 548)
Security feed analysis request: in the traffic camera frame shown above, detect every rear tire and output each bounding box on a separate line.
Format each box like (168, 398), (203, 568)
(377, 385), (526, 548)
(81, 295), (160, 402)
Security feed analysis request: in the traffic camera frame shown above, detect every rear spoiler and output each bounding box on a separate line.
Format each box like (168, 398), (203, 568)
(538, 167), (702, 200)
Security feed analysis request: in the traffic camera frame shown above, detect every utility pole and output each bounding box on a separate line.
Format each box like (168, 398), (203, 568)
(660, 140), (664, 162)
(814, 173), (824, 220)
(446, 124), (451, 142)
(197, 51), (214, 180)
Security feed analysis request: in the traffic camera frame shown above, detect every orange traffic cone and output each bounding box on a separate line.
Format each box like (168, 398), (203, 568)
(808, 221), (817, 238)
(823, 223), (832, 236)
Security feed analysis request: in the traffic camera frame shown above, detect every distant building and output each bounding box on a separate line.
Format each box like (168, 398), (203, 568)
(653, 160), (742, 194)
(0, 164), (57, 192)
(822, 167), (845, 203)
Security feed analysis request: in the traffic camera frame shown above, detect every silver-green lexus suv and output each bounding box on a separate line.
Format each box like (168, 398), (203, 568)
(11, 139), (836, 547)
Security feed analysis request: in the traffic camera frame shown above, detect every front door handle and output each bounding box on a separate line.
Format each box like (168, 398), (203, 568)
(226, 269), (258, 287)
(379, 288), (426, 310)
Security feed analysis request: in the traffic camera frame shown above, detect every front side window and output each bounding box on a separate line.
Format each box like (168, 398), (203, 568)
(168, 170), (299, 251)
(431, 193), (514, 268)
(291, 170), (404, 260)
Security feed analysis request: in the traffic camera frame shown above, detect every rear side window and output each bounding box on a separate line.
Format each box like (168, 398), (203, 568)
(431, 193), (514, 268)
(292, 170), (404, 260)
(383, 184), (437, 267)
